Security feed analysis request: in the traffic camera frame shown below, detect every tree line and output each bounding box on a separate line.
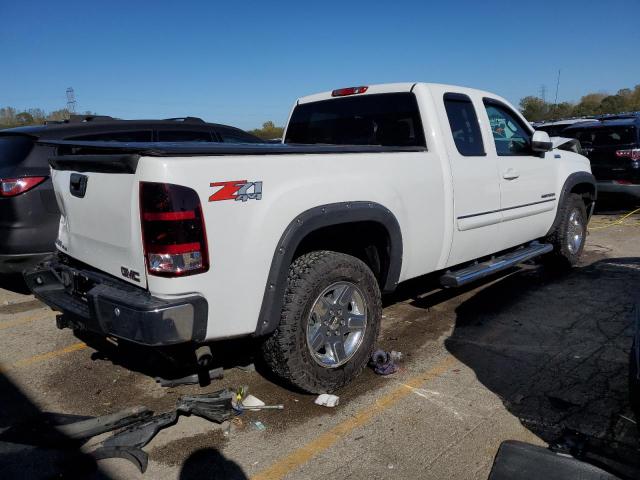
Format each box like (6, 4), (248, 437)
(520, 84), (640, 122)
(3, 84), (640, 132)
(0, 107), (93, 129)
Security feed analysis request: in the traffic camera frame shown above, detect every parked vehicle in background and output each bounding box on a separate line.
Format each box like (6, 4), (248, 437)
(534, 118), (596, 137)
(562, 114), (640, 199)
(0, 116), (262, 274)
(26, 83), (595, 393)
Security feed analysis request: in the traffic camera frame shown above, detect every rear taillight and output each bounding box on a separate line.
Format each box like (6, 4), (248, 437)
(140, 182), (209, 277)
(615, 148), (640, 161)
(0, 176), (47, 197)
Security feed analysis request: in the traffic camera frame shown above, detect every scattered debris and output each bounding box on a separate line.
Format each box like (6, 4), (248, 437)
(92, 446), (149, 473)
(155, 367), (224, 387)
(236, 363), (256, 372)
(252, 421), (267, 431)
(95, 389), (235, 472)
(315, 394), (340, 407)
(57, 405), (152, 440)
(239, 393), (284, 411)
(0, 386), (285, 474)
(370, 349), (402, 375)
(242, 394), (266, 408)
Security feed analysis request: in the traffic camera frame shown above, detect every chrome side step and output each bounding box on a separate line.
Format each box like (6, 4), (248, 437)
(439, 242), (553, 288)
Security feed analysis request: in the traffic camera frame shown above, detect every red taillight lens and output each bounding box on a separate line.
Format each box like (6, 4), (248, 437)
(0, 176), (47, 197)
(616, 148), (640, 160)
(140, 182), (209, 277)
(331, 86), (369, 97)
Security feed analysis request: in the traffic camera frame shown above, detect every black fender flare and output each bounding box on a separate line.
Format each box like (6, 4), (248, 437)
(254, 201), (403, 336)
(546, 171), (597, 236)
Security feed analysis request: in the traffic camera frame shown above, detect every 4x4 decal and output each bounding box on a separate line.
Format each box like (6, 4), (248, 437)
(209, 180), (262, 202)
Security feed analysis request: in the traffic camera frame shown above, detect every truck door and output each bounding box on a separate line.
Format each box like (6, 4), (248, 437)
(481, 99), (557, 250)
(440, 92), (502, 266)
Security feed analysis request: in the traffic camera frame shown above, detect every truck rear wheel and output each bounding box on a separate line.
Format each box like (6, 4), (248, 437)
(545, 193), (587, 267)
(261, 251), (381, 393)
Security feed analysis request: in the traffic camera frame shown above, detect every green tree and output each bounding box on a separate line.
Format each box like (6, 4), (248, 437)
(249, 121), (284, 140)
(573, 93), (607, 116)
(46, 108), (72, 122)
(599, 95), (625, 114)
(15, 112), (34, 125)
(519, 96), (549, 122)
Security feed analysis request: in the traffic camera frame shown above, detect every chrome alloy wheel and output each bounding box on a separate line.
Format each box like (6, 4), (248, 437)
(567, 208), (585, 254)
(306, 281), (368, 368)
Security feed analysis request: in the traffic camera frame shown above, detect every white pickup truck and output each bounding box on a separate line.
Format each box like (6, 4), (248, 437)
(26, 83), (596, 393)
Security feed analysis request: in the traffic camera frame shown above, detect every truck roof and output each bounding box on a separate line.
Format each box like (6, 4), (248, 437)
(296, 82), (500, 105)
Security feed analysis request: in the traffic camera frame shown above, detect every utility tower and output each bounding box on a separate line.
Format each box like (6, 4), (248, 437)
(66, 87), (77, 113)
(539, 85), (547, 103)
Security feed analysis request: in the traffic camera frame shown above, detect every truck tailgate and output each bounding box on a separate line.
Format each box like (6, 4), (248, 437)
(52, 165), (147, 289)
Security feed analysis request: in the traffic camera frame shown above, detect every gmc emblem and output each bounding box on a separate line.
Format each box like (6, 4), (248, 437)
(121, 267), (140, 282)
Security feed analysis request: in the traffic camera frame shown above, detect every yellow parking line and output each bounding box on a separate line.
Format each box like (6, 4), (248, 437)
(0, 310), (52, 331)
(251, 355), (457, 480)
(0, 342), (88, 374)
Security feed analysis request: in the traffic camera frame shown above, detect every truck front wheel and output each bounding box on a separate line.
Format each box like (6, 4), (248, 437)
(545, 193), (588, 267)
(261, 251), (381, 393)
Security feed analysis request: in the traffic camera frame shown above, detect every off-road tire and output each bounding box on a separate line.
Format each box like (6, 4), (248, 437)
(261, 251), (381, 393)
(545, 193), (587, 267)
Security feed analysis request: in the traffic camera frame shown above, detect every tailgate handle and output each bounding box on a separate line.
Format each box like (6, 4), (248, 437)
(70, 173), (88, 198)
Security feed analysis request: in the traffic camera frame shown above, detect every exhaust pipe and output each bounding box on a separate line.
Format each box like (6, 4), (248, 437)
(195, 345), (213, 369)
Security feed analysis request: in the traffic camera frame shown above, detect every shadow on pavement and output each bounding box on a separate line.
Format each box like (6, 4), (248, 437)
(0, 371), (111, 479)
(443, 257), (640, 477)
(0, 273), (31, 295)
(74, 330), (259, 383)
(179, 448), (248, 480)
(594, 194), (640, 215)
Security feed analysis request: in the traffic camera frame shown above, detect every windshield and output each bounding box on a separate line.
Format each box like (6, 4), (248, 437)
(564, 126), (637, 147)
(285, 93), (426, 147)
(0, 135), (34, 166)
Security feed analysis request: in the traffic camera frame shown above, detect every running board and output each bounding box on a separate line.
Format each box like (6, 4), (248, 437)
(440, 242), (553, 288)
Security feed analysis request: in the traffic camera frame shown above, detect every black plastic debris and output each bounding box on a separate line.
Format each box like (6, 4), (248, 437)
(96, 389), (235, 472)
(370, 350), (402, 375)
(0, 389), (236, 475)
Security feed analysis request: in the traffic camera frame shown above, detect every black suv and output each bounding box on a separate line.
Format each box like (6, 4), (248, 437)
(562, 114), (640, 199)
(0, 116), (262, 274)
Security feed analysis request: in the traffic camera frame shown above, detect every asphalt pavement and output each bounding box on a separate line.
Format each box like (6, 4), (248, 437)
(1, 210), (639, 479)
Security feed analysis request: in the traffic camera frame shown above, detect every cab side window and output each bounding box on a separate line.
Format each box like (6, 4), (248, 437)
(483, 101), (532, 155)
(443, 93), (485, 156)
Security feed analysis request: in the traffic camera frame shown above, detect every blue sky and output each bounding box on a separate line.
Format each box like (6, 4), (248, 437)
(1, 0), (638, 129)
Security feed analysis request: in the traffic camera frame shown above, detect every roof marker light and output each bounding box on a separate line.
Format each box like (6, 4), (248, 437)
(331, 86), (369, 97)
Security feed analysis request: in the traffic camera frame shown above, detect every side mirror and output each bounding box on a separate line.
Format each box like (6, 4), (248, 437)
(532, 130), (553, 152)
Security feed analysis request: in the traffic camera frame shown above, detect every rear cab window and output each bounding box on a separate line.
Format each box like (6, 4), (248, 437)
(285, 92), (426, 147)
(443, 93), (485, 156)
(0, 135), (35, 166)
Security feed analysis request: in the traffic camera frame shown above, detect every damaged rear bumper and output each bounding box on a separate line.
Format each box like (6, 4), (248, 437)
(24, 256), (208, 346)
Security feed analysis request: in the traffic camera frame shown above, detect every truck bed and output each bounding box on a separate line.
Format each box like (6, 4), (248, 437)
(40, 139), (427, 157)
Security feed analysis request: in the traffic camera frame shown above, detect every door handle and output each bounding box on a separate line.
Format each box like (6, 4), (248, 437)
(503, 169), (520, 180)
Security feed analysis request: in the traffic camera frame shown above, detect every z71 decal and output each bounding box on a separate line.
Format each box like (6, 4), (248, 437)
(209, 180), (262, 202)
